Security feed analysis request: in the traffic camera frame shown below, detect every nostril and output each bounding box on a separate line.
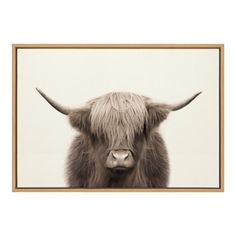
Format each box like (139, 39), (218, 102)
(112, 152), (129, 161)
(124, 154), (129, 160)
(112, 153), (117, 160)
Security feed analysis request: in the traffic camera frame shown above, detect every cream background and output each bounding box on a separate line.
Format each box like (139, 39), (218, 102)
(17, 48), (219, 187)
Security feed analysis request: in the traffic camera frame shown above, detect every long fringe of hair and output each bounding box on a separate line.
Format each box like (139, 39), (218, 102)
(88, 92), (148, 148)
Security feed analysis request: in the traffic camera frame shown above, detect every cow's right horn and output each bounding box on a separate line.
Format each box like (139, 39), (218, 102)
(36, 88), (72, 115)
(169, 92), (202, 111)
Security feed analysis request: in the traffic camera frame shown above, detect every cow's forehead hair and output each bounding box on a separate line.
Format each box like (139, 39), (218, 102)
(88, 92), (148, 147)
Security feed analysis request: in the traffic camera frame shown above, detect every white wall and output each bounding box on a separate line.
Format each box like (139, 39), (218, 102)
(17, 48), (219, 187)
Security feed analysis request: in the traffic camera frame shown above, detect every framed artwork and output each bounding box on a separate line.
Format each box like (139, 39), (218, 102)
(12, 44), (224, 192)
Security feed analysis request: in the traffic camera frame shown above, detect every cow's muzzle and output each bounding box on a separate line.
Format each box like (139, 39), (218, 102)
(106, 150), (135, 171)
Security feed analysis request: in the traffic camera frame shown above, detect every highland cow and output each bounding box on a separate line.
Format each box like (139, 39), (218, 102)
(36, 88), (201, 188)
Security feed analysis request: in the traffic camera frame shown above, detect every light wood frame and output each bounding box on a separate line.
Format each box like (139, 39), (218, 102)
(12, 44), (224, 192)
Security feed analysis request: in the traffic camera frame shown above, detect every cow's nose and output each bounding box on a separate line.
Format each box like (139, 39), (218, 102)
(106, 150), (135, 169)
(112, 151), (129, 161)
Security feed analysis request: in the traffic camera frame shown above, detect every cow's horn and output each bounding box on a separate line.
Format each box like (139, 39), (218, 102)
(36, 88), (72, 115)
(169, 92), (202, 111)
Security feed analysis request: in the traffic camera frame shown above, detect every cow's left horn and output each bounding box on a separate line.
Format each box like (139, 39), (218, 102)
(169, 92), (202, 111)
(36, 88), (72, 115)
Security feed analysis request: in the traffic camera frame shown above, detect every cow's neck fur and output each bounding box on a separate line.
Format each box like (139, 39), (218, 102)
(66, 129), (169, 188)
(88, 163), (149, 188)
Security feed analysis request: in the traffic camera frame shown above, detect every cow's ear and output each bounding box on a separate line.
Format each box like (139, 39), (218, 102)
(145, 92), (202, 133)
(145, 104), (170, 132)
(36, 88), (92, 133)
(69, 108), (91, 133)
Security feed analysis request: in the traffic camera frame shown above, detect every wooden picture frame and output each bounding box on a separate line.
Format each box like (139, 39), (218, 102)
(12, 44), (224, 192)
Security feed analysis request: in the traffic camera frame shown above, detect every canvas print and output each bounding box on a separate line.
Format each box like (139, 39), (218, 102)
(12, 44), (224, 191)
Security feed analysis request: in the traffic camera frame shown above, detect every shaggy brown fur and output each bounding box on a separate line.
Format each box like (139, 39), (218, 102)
(36, 89), (201, 188)
(89, 92), (148, 149)
(67, 131), (169, 187)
